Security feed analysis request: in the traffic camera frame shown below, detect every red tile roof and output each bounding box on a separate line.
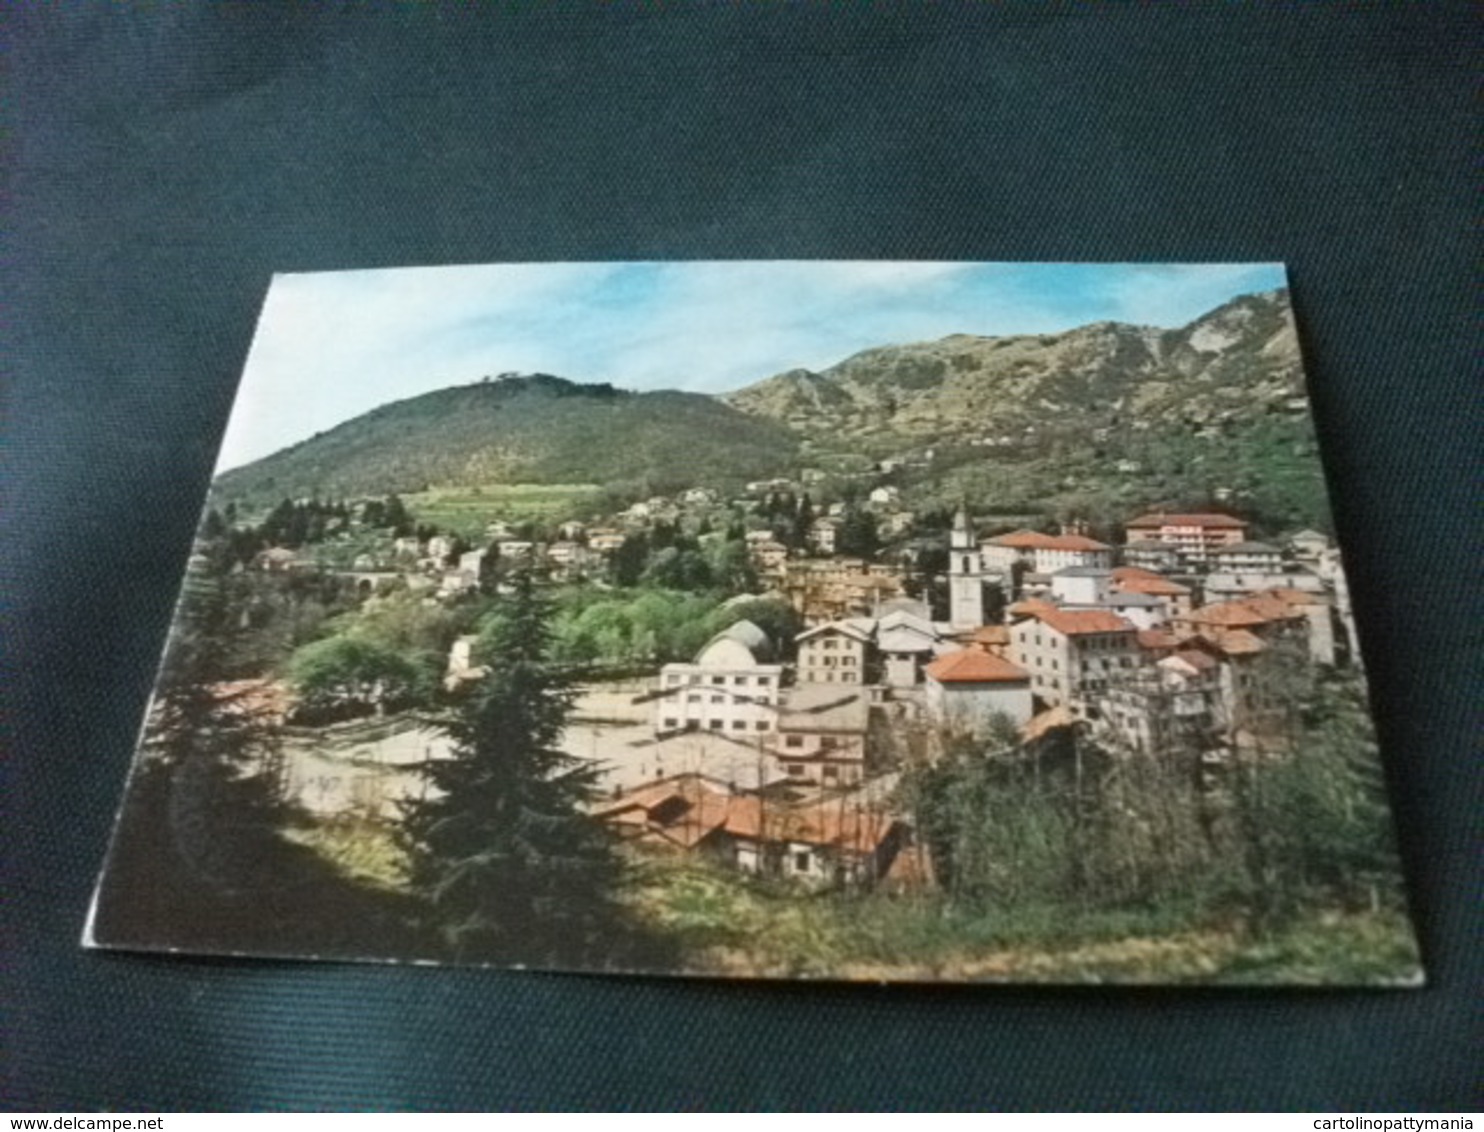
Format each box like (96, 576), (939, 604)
(1030, 608), (1135, 636)
(1007, 598), (1058, 619)
(1137, 628), (1181, 651)
(1111, 566), (1192, 596)
(985, 528), (1057, 549)
(593, 775), (895, 856)
(1188, 593), (1306, 627)
(1170, 648), (1219, 672)
(1126, 512), (1248, 530)
(1041, 533), (1112, 551)
(925, 648), (1030, 684)
(1215, 629), (1267, 656)
(962, 624), (1011, 648)
(984, 529), (1110, 551)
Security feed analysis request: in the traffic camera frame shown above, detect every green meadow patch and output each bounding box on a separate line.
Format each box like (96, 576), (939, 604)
(405, 482), (603, 537)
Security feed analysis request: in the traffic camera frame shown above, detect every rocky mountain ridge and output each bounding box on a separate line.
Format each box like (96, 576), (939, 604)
(723, 289), (1302, 453)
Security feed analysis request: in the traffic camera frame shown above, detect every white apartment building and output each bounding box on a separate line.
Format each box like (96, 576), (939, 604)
(654, 620), (784, 737)
(796, 621), (873, 685)
(1010, 607), (1140, 715)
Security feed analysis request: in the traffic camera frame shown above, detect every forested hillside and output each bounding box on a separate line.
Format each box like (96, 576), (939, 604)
(214, 374), (800, 508)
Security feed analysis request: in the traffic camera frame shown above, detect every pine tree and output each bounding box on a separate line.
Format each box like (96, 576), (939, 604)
(399, 574), (622, 965)
(90, 525), (292, 949)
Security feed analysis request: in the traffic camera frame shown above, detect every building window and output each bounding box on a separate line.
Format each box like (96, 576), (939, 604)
(731, 720), (746, 730)
(757, 676), (770, 686)
(824, 766), (839, 781)
(755, 721), (769, 730)
(687, 694), (700, 703)
(708, 720), (723, 730)
(667, 675), (682, 685)
(787, 764), (804, 777)
(735, 676), (748, 686)
(785, 735), (804, 748)
(794, 851), (811, 872)
(712, 676), (725, 685)
(710, 695), (724, 703)
(663, 718), (677, 729)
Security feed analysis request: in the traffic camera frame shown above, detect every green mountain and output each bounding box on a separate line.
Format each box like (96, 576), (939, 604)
(214, 290), (1329, 535)
(726, 289), (1303, 446)
(214, 373), (800, 507)
(724, 289), (1327, 533)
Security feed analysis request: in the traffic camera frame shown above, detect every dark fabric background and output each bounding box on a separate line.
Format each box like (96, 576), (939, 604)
(6, 2), (1480, 1112)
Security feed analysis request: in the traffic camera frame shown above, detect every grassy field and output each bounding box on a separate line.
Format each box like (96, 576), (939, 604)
(404, 482), (603, 538)
(287, 816), (1420, 984)
(620, 855), (1421, 984)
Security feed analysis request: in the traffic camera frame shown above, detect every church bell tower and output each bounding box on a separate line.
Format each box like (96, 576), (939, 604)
(948, 503), (984, 630)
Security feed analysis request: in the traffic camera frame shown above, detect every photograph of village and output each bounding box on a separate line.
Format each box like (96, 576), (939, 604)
(88, 261), (1421, 983)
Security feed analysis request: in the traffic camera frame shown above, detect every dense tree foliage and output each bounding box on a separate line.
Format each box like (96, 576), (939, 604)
(903, 669), (1407, 937)
(90, 531), (427, 958)
(400, 576), (623, 965)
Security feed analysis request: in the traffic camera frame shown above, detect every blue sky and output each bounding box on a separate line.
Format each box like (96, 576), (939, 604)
(216, 260), (1287, 473)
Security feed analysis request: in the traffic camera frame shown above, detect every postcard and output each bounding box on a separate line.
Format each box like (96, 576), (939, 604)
(86, 261), (1421, 983)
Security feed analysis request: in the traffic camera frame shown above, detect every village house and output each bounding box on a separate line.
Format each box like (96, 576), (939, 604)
(1123, 512), (1249, 568)
(796, 620), (873, 686)
(745, 477), (795, 496)
(1048, 565), (1111, 606)
(1043, 567), (1168, 630)
(1174, 591), (1311, 652)
(1121, 539), (1182, 573)
(1210, 540), (1284, 573)
(878, 509), (916, 539)
(1110, 566), (1194, 619)
(979, 529), (1114, 576)
(546, 539), (586, 567)
(457, 547), (487, 576)
(545, 540), (589, 579)
(1205, 585), (1336, 665)
(492, 538), (534, 560)
(444, 635), (489, 691)
(924, 647), (1034, 729)
(1010, 607), (1140, 716)
(875, 604), (944, 687)
(426, 535), (455, 561)
(438, 569), (477, 598)
(254, 546), (309, 572)
(768, 684), (871, 786)
(809, 515), (841, 555)
(593, 773), (901, 887)
(780, 558), (906, 624)
(749, 539), (790, 574)
(1288, 528), (1331, 562)
(587, 529), (627, 554)
(1315, 549), (1359, 663)
(653, 620), (784, 737)
(1100, 646), (1224, 754)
